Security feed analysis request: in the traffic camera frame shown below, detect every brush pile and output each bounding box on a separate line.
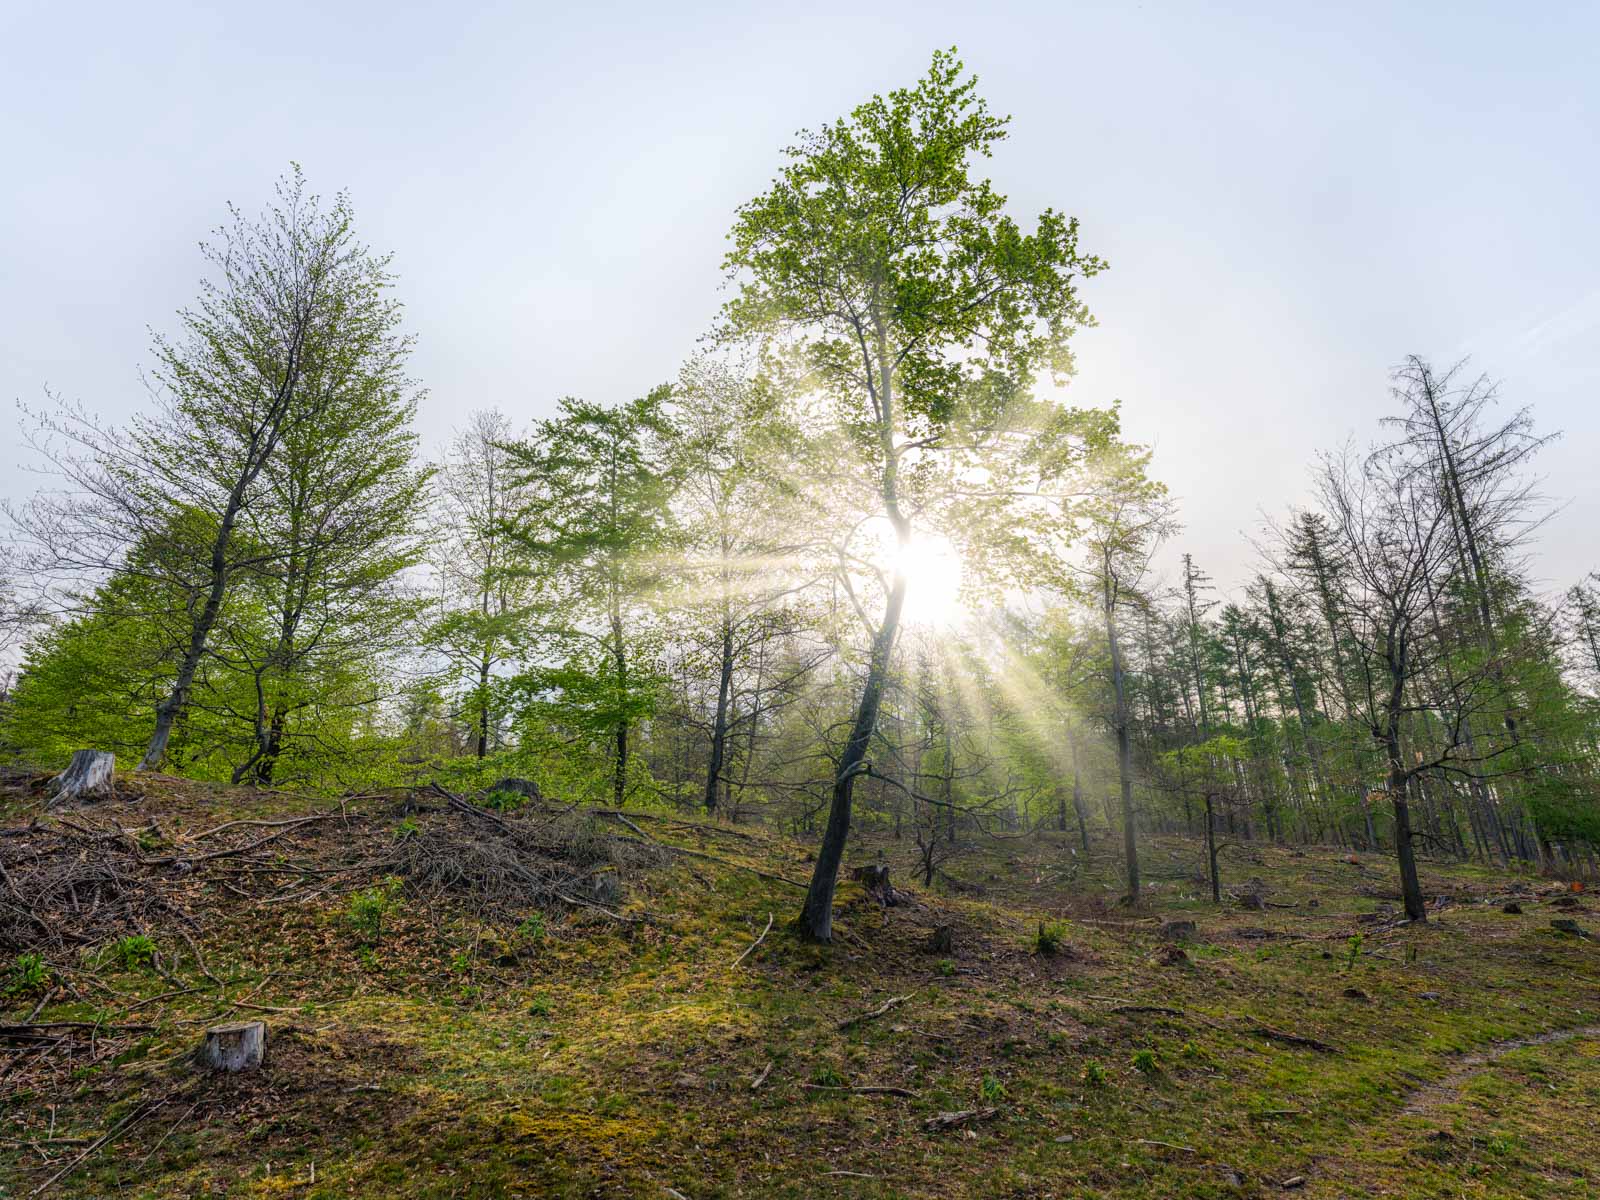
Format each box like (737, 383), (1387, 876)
(0, 783), (661, 957)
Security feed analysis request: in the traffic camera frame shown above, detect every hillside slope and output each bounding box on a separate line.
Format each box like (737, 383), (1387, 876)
(3, 773), (1599, 1199)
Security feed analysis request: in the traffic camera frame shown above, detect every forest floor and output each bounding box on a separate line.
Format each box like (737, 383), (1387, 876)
(2, 772), (1599, 1199)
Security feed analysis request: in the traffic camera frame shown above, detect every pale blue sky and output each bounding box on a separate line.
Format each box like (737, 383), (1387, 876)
(3, 1), (1596, 596)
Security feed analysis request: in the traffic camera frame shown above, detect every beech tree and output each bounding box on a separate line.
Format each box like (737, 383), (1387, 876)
(212, 330), (428, 784)
(11, 169), (405, 772)
(722, 49), (1103, 940)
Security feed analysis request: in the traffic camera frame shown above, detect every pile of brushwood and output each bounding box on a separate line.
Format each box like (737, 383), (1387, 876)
(0, 782), (663, 964)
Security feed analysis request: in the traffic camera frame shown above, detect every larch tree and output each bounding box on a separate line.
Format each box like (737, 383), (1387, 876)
(505, 391), (677, 807)
(1314, 442), (1460, 921)
(1074, 437), (1176, 904)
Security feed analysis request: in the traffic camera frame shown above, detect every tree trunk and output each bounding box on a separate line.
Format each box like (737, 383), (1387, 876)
(1205, 793), (1221, 903)
(1067, 723), (1090, 857)
(705, 613), (735, 815)
(1105, 571), (1139, 904)
(475, 651), (491, 758)
(1384, 688), (1427, 921)
(255, 707), (286, 785)
(797, 573), (907, 942)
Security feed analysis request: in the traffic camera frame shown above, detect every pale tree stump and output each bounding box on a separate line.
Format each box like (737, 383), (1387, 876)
(202, 1021), (266, 1072)
(49, 750), (116, 805)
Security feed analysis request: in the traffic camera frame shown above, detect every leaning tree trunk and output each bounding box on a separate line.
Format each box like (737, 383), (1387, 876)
(50, 750), (116, 805)
(797, 574), (907, 942)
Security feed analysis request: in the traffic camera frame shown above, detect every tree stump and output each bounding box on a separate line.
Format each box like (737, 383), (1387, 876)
(851, 864), (899, 907)
(202, 1020), (266, 1072)
(49, 750), (115, 805)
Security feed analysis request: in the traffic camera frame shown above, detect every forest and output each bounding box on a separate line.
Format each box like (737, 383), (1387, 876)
(2, 46), (1599, 1200)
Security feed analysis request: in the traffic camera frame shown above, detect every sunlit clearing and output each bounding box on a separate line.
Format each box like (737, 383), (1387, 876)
(897, 533), (968, 629)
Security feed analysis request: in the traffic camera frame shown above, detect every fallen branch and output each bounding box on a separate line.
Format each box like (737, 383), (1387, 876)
(803, 1084), (919, 1098)
(1136, 1138), (1197, 1153)
(189, 814), (334, 841)
(924, 1107), (998, 1132)
(838, 994), (911, 1031)
(1110, 1005), (1186, 1017)
(1095, 1000), (1337, 1053)
(1239, 1023), (1337, 1054)
(601, 821), (807, 890)
(29, 1099), (165, 1197)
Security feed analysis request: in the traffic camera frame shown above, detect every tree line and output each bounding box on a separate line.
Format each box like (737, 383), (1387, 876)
(2, 53), (1596, 939)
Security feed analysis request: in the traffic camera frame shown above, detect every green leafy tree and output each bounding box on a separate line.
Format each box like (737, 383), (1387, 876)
(10, 168), (407, 772)
(721, 48), (1103, 940)
(505, 391), (677, 806)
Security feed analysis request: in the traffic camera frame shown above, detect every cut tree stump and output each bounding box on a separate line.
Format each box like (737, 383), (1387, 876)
(49, 750), (116, 806)
(851, 864), (899, 907)
(202, 1020), (266, 1072)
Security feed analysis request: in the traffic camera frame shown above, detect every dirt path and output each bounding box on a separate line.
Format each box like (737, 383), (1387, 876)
(1401, 1023), (1600, 1116)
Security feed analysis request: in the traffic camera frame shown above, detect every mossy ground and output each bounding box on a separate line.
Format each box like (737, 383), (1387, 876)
(3, 777), (1598, 1198)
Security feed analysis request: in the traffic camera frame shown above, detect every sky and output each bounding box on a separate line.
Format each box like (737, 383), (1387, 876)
(3, 0), (1596, 602)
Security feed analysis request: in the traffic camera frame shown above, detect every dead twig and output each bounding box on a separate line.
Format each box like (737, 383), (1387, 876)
(732, 913), (774, 968)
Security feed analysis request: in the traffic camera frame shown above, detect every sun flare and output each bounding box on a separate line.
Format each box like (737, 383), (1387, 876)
(896, 533), (968, 629)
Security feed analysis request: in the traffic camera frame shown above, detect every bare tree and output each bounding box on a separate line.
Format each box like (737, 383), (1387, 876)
(428, 410), (535, 758)
(1313, 440), (1516, 920)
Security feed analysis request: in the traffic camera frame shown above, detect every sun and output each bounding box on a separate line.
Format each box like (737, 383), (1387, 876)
(896, 533), (968, 628)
